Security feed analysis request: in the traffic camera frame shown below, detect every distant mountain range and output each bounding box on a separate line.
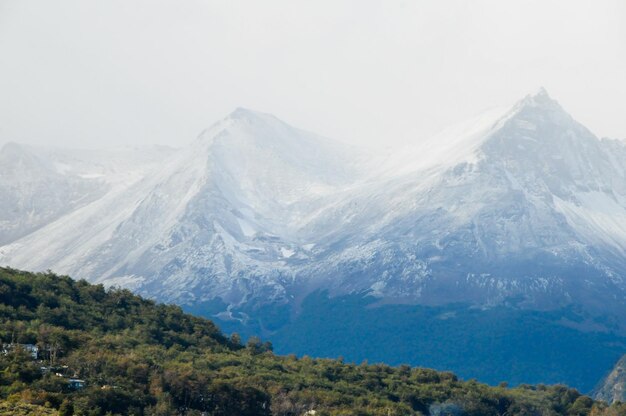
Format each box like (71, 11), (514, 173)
(1, 89), (626, 391)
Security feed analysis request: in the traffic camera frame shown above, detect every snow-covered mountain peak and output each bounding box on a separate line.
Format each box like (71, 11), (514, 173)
(209, 107), (292, 133)
(195, 108), (365, 190)
(521, 86), (556, 104)
(376, 89), (570, 179)
(531, 86), (551, 100)
(511, 87), (567, 118)
(476, 88), (595, 164)
(199, 107), (315, 151)
(227, 107), (277, 122)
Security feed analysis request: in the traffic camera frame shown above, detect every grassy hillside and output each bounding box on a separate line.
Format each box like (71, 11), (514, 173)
(0, 267), (624, 416)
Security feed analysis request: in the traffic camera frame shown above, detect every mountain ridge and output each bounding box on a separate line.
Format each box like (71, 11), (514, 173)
(1, 91), (626, 390)
(1, 90), (626, 314)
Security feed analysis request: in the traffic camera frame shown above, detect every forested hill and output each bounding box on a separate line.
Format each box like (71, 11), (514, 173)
(0, 268), (624, 416)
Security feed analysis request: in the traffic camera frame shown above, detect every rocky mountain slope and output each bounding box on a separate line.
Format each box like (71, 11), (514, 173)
(595, 355), (626, 404)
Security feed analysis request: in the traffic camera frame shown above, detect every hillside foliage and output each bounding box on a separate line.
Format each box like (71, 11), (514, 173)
(0, 267), (624, 416)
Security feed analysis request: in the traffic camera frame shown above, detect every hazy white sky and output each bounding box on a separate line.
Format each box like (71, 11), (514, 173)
(0, 0), (625, 150)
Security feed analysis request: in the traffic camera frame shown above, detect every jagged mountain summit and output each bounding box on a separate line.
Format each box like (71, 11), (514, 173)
(2, 90), (626, 389)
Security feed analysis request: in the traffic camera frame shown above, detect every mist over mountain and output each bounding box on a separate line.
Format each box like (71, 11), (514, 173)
(1, 90), (626, 391)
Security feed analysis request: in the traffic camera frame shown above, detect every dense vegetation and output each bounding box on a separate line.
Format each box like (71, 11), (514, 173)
(0, 267), (624, 416)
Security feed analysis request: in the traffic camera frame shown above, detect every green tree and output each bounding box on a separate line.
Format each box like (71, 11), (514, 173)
(59, 399), (74, 416)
